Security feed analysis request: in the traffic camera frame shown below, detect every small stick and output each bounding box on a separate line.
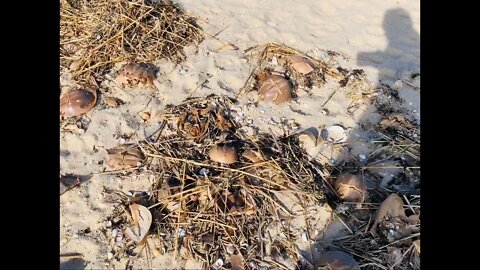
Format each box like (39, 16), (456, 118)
(321, 88), (340, 108)
(389, 245), (414, 270)
(335, 214), (354, 235)
(403, 195), (416, 214)
(378, 233), (420, 249)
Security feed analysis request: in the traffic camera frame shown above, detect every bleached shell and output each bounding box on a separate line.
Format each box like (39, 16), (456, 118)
(325, 125), (348, 143)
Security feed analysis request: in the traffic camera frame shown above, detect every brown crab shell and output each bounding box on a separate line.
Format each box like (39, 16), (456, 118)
(289, 55), (315, 75)
(60, 88), (97, 117)
(258, 75), (292, 104)
(333, 173), (367, 203)
(209, 145), (238, 164)
(116, 63), (155, 87)
(241, 150), (264, 163)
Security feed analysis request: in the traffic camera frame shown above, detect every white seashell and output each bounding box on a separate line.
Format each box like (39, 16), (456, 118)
(325, 125), (348, 143)
(199, 168), (210, 176)
(267, 21), (277, 27)
(212, 259), (224, 269)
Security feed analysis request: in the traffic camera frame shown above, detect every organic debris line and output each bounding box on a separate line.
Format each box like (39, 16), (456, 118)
(60, 0), (204, 81)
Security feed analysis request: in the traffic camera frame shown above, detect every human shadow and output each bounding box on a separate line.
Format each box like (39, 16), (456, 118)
(300, 8), (421, 269)
(357, 8), (420, 84)
(60, 257), (86, 270)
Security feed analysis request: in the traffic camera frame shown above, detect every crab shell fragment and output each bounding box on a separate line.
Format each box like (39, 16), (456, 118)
(316, 251), (360, 270)
(105, 147), (145, 169)
(116, 63), (155, 87)
(209, 145), (238, 164)
(333, 173), (367, 203)
(289, 55), (315, 75)
(375, 193), (406, 221)
(258, 75), (292, 104)
(60, 88), (97, 117)
(241, 150), (264, 163)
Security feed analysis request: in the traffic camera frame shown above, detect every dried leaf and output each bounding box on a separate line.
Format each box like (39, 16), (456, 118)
(379, 114), (414, 130)
(105, 147), (145, 169)
(104, 96), (124, 108)
(216, 111), (232, 130)
(413, 239), (420, 254)
(124, 204), (152, 243)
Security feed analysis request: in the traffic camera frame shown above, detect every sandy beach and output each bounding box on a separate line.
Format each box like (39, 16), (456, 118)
(60, 0), (420, 269)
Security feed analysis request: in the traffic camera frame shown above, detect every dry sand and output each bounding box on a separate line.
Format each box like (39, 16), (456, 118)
(60, 0), (420, 269)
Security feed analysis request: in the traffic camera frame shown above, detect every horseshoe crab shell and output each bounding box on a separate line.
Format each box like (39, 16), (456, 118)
(209, 145), (238, 164)
(60, 88), (97, 117)
(258, 75), (292, 104)
(289, 55), (315, 75)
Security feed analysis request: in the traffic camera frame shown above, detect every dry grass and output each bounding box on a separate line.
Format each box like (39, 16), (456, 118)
(323, 112), (420, 270)
(60, 0), (204, 82)
(238, 43), (374, 102)
(104, 94), (326, 268)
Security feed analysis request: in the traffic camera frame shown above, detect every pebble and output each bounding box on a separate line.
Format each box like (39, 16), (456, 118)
(226, 245), (235, 254)
(267, 21), (277, 27)
(178, 68), (188, 75)
(115, 234), (123, 244)
(199, 168), (210, 176)
(178, 228), (186, 238)
(107, 252), (114, 260)
(359, 154), (367, 160)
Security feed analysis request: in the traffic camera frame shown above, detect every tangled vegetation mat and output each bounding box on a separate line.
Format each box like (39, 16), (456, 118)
(60, 2), (420, 267)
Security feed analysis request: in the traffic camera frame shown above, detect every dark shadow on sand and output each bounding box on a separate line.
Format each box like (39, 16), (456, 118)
(357, 8), (420, 83)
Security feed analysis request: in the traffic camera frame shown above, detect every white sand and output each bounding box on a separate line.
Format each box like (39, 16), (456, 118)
(60, 0), (420, 268)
